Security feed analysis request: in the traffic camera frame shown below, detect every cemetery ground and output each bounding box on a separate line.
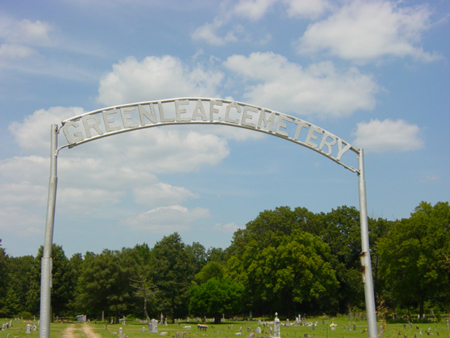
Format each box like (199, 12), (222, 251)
(1, 316), (448, 338)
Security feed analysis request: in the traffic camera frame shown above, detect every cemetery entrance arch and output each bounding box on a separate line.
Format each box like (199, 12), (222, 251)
(40, 98), (377, 338)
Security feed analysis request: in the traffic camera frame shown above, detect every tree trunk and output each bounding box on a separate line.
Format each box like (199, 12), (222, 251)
(419, 295), (424, 319)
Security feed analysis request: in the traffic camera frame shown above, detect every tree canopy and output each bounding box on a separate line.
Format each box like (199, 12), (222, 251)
(1, 201), (448, 321)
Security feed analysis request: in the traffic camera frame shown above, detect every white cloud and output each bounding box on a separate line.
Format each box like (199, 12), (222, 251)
(133, 183), (198, 206)
(234, 0), (277, 21)
(297, 1), (441, 63)
(224, 52), (379, 117)
(0, 18), (53, 67)
(97, 56), (223, 106)
(0, 44), (36, 59)
(0, 207), (43, 235)
(214, 222), (243, 232)
(2, 19), (53, 46)
(283, 0), (331, 19)
(125, 205), (210, 232)
(192, 0), (331, 46)
(191, 16), (240, 46)
(57, 188), (125, 211)
(0, 156), (48, 184)
(9, 106), (85, 156)
(352, 119), (424, 152)
(2, 104), (231, 234)
(0, 182), (47, 206)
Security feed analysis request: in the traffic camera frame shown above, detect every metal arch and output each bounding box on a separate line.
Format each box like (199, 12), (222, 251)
(40, 98), (377, 338)
(57, 98), (360, 173)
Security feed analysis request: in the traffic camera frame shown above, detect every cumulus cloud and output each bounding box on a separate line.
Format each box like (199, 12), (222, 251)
(214, 222), (243, 232)
(297, 1), (441, 63)
(283, 0), (331, 19)
(191, 16), (241, 46)
(2, 102), (231, 235)
(9, 106), (84, 156)
(224, 52), (379, 117)
(192, 0), (331, 45)
(352, 119), (424, 152)
(97, 56), (223, 106)
(125, 205), (210, 232)
(0, 18), (53, 67)
(234, 0), (277, 21)
(0, 207), (43, 235)
(1, 19), (53, 46)
(133, 183), (198, 206)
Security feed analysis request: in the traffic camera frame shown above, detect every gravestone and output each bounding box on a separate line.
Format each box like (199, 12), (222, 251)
(119, 327), (123, 338)
(142, 327), (145, 333)
(256, 327), (261, 334)
(150, 319), (158, 333)
(25, 325), (31, 334)
(274, 313), (281, 338)
(286, 319), (289, 327)
(353, 323), (356, 331)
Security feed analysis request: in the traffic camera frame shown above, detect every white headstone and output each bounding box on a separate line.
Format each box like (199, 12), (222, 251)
(25, 325), (31, 334)
(150, 319), (158, 333)
(274, 313), (281, 338)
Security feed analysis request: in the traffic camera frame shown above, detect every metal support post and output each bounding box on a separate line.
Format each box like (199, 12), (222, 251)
(39, 124), (59, 338)
(358, 149), (378, 338)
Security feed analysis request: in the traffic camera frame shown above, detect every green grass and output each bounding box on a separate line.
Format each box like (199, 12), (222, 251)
(0, 317), (448, 338)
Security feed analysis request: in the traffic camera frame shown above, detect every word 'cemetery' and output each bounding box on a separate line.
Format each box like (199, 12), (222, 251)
(61, 98), (358, 170)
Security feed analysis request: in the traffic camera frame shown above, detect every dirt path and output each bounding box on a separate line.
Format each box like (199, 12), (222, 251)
(81, 323), (104, 338)
(62, 324), (76, 338)
(61, 323), (104, 338)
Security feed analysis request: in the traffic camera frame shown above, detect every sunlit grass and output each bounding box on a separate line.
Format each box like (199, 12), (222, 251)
(0, 317), (448, 338)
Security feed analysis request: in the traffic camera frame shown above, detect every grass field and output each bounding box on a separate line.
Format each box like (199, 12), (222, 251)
(0, 316), (448, 338)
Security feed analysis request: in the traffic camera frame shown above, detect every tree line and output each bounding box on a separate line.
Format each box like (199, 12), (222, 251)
(0, 201), (448, 322)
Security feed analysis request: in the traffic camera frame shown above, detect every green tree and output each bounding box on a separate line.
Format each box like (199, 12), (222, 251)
(378, 201), (450, 316)
(195, 261), (224, 284)
(0, 247), (9, 316)
(186, 242), (207, 275)
(244, 230), (338, 316)
(189, 277), (244, 323)
(75, 248), (139, 319)
(28, 244), (75, 317)
(150, 233), (194, 321)
(5, 255), (34, 316)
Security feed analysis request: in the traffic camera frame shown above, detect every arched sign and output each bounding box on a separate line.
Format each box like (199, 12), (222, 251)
(40, 98), (377, 338)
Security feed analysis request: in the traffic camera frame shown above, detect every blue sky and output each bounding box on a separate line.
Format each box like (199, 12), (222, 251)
(0, 0), (449, 258)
